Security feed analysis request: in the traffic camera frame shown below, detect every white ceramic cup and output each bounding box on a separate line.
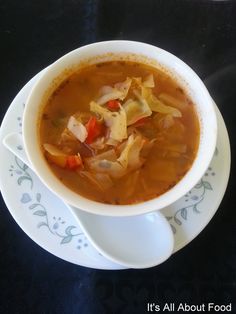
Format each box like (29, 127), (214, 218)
(23, 40), (217, 216)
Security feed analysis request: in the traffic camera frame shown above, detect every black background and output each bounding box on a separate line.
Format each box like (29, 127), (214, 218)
(0, 1), (235, 313)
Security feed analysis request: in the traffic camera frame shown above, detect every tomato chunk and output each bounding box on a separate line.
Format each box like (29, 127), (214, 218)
(85, 116), (102, 144)
(66, 155), (82, 170)
(107, 100), (120, 110)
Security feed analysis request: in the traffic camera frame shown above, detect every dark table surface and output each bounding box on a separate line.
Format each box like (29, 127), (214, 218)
(0, 1), (235, 313)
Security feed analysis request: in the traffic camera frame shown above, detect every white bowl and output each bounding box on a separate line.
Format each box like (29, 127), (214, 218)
(23, 40), (217, 216)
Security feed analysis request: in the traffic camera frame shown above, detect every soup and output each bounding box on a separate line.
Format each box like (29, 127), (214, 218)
(39, 60), (200, 205)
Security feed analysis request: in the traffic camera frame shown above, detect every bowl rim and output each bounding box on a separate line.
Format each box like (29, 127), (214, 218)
(23, 40), (217, 217)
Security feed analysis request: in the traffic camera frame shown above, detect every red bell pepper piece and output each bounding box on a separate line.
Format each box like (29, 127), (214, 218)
(85, 116), (102, 144)
(107, 100), (120, 110)
(66, 155), (82, 170)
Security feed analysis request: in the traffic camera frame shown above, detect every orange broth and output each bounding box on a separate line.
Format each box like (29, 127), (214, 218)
(39, 61), (200, 205)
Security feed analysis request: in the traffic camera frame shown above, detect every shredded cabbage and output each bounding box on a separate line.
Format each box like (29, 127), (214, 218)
(90, 101), (127, 141)
(88, 159), (126, 178)
(86, 149), (117, 165)
(123, 92), (152, 126)
(114, 77), (132, 99)
(143, 74), (155, 88)
(132, 77), (142, 87)
(141, 87), (182, 117)
(123, 98), (152, 126)
(80, 171), (113, 191)
(85, 149), (125, 178)
(86, 134), (145, 178)
(97, 77), (132, 105)
(97, 89), (123, 105)
(118, 134), (145, 169)
(159, 93), (187, 110)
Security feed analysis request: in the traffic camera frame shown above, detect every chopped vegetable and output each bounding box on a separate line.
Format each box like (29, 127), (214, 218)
(132, 77), (142, 88)
(86, 149), (117, 167)
(66, 155), (83, 170)
(80, 171), (113, 191)
(58, 128), (82, 155)
(99, 85), (113, 96)
(88, 159), (126, 178)
(90, 100), (110, 117)
(60, 128), (77, 144)
(48, 154), (67, 168)
(118, 134), (145, 170)
(97, 77), (132, 105)
(97, 89), (123, 105)
(107, 99), (120, 110)
(133, 89), (151, 110)
(44, 144), (83, 170)
(44, 144), (67, 168)
(67, 116), (88, 142)
(43, 143), (67, 157)
(85, 116), (102, 144)
(123, 97), (152, 126)
(108, 104), (127, 142)
(114, 77), (132, 99)
(86, 134), (145, 178)
(159, 93), (187, 110)
(90, 101), (127, 142)
(143, 88), (182, 117)
(143, 74), (155, 88)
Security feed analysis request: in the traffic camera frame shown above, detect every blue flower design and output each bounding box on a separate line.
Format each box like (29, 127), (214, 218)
(20, 193), (32, 203)
(53, 222), (59, 230)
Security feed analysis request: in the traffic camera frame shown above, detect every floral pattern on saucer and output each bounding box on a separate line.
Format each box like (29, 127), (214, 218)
(10, 155), (89, 249)
(166, 158), (217, 234)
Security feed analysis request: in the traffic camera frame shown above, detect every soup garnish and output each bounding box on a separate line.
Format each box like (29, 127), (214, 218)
(40, 61), (200, 205)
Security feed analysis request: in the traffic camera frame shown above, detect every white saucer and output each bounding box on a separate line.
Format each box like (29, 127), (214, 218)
(0, 70), (231, 270)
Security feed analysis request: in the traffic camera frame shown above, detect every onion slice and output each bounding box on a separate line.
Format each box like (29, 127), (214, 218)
(43, 143), (66, 156)
(67, 116), (88, 142)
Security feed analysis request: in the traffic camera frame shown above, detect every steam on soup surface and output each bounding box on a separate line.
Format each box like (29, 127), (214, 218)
(40, 61), (200, 205)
